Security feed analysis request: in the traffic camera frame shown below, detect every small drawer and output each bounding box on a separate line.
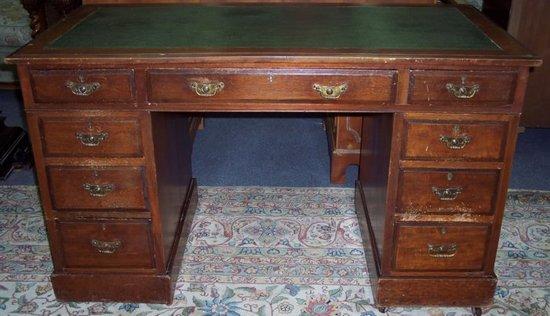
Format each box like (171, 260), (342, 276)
(409, 70), (516, 106)
(30, 69), (135, 103)
(397, 169), (500, 214)
(47, 166), (148, 211)
(147, 69), (396, 103)
(393, 223), (491, 272)
(57, 220), (155, 270)
(402, 118), (509, 161)
(39, 116), (143, 158)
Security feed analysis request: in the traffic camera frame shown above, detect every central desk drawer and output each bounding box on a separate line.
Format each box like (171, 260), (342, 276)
(393, 223), (491, 272)
(147, 69), (397, 103)
(39, 115), (143, 158)
(57, 220), (155, 270)
(30, 69), (136, 104)
(47, 166), (148, 211)
(397, 169), (500, 214)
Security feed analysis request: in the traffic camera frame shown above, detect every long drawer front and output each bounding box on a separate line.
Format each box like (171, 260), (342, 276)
(147, 69), (397, 103)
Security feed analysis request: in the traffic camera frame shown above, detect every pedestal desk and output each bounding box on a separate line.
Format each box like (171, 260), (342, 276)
(6, 2), (541, 312)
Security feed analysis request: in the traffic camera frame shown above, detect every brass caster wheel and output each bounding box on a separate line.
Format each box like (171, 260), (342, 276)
(472, 307), (482, 316)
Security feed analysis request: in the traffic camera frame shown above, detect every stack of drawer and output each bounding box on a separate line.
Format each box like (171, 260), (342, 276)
(29, 111), (158, 274)
(386, 69), (519, 283)
(25, 67), (160, 277)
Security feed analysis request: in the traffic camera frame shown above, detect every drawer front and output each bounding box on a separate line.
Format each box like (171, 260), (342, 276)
(402, 119), (508, 161)
(398, 169), (500, 214)
(30, 69), (135, 103)
(39, 116), (143, 158)
(47, 166), (148, 211)
(409, 70), (516, 105)
(148, 69), (396, 103)
(57, 220), (155, 270)
(394, 223), (491, 272)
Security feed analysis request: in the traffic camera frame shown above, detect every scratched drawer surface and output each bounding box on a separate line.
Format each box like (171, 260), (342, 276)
(409, 70), (517, 106)
(30, 69), (136, 103)
(56, 220), (155, 270)
(46, 166), (148, 211)
(393, 223), (491, 272)
(147, 69), (397, 103)
(397, 169), (500, 215)
(39, 116), (143, 157)
(402, 118), (509, 161)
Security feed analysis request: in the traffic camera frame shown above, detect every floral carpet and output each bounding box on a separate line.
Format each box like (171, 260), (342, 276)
(0, 186), (548, 316)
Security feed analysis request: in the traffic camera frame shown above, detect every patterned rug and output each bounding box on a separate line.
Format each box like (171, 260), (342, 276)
(0, 186), (548, 315)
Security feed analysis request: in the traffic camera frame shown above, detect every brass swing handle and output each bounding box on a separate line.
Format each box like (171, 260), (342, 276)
(313, 83), (348, 99)
(428, 243), (458, 258)
(82, 183), (114, 197)
(432, 186), (463, 201)
(66, 80), (101, 96)
(91, 239), (122, 254)
(189, 80), (225, 97)
(445, 79), (480, 99)
(439, 134), (471, 149)
(76, 131), (108, 147)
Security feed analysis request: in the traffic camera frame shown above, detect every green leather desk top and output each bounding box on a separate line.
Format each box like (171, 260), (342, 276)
(48, 5), (500, 51)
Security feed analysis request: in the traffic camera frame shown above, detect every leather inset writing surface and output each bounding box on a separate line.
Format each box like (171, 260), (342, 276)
(49, 5), (500, 51)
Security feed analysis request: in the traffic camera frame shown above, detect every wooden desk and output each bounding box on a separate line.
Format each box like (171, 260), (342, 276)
(6, 3), (541, 312)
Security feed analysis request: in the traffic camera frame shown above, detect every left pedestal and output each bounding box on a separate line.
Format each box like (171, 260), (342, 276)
(26, 111), (197, 303)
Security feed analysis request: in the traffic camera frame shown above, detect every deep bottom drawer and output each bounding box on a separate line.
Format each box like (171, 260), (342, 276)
(393, 223), (491, 272)
(57, 220), (155, 270)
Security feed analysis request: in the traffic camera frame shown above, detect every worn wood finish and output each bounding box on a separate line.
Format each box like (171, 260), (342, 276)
(397, 169), (500, 214)
(401, 115), (509, 161)
(6, 1), (540, 309)
(393, 223), (491, 272)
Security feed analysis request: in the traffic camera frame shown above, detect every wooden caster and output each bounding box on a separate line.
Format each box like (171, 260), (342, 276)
(472, 307), (482, 316)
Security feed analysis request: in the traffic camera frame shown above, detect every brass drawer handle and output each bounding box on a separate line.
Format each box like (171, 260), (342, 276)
(91, 239), (122, 254)
(75, 131), (108, 146)
(428, 243), (458, 258)
(446, 77), (480, 99)
(312, 83), (348, 99)
(439, 135), (471, 149)
(189, 80), (225, 97)
(440, 125), (471, 149)
(66, 80), (101, 96)
(82, 183), (114, 197)
(432, 186), (462, 201)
